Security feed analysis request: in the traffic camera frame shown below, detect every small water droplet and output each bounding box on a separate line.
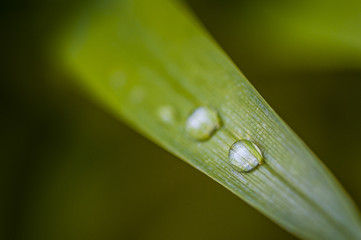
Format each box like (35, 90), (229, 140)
(186, 106), (221, 141)
(109, 70), (126, 90)
(157, 105), (176, 124)
(129, 86), (145, 103)
(228, 140), (263, 172)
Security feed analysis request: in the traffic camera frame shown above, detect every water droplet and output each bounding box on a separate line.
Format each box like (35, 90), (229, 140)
(109, 70), (126, 90)
(157, 105), (176, 124)
(186, 106), (221, 141)
(228, 140), (263, 172)
(129, 86), (146, 103)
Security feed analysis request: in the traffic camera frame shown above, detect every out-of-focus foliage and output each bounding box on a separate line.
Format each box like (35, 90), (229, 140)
(189, 0), (361, 73)
(2, 0), (361, 240)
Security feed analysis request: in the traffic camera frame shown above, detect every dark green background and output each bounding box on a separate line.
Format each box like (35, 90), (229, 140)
(2, 0), (361, 239)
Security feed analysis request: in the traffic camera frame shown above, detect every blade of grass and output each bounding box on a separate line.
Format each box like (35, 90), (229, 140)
(57, 0), (361, 239)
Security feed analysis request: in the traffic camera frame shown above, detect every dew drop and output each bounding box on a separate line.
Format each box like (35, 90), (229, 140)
(157, 105), (176, 124)
(228, 140), (263, 172)
(185, 106), (221, 141)
(109, 70), (126, 90)
(129, 86), (145, 103)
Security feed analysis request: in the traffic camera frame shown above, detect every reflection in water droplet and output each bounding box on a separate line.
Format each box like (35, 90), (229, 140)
(157, 105), (176, 124)
(186, 106), (221, 141)
(228, 140), (263, 172)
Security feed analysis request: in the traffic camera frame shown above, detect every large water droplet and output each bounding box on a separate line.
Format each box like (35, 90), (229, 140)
(228, 140), (263, 172)
(185, 106), (221, 141)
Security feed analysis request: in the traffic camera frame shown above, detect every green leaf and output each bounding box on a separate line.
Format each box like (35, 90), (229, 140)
(58, 0), (361, 239)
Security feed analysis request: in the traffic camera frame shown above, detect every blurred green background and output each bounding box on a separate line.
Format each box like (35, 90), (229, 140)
(2, 0), (361, 239)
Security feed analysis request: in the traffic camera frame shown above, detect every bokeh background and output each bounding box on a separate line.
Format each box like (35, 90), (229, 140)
(2, 0), (361, 239)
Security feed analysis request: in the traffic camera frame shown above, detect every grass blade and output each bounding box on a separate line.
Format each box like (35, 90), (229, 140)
(58, 0), (361, 238)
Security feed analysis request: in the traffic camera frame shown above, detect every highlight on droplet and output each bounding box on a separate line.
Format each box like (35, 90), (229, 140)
(228, 139), (263, 172)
